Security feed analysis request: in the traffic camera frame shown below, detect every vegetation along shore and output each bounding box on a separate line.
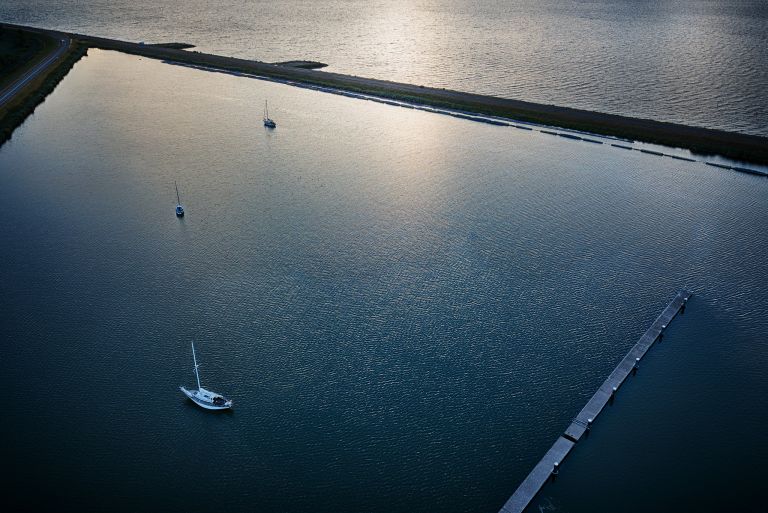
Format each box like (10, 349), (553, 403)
(0, 25), (86, 146)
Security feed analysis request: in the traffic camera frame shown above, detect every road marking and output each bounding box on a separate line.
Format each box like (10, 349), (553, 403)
(0, 36), (70, 107)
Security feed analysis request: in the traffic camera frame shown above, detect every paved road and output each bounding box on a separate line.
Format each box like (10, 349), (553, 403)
(0, 33), (70, 108)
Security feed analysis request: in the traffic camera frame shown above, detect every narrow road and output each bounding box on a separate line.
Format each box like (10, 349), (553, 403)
(0, 34), (70, 108)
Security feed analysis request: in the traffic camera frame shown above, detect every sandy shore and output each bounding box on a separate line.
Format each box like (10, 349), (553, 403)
(3, 23), (767, 165)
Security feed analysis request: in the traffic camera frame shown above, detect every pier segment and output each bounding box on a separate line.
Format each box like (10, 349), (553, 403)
(498, 436), (574, 513)
(564, 289), (691, 442)
(499, 289), (692, 513)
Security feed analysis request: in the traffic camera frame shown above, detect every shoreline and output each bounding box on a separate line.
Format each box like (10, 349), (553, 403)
(165, 59), (767, 177)
(2, 22), (768, 165)
(0, 25), (86, 147)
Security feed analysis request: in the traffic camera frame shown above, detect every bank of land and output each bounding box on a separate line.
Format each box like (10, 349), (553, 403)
(1, 23), (767, 165)
(0, 27), (55, 89)
(0, 25), (86, 145)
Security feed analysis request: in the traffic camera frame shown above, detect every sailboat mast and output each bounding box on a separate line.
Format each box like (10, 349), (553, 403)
(175, 181), (181, 205)
(191, 341), (202, 390)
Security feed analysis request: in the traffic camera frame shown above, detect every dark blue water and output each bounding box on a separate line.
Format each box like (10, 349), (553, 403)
(2, 0), (767, 136)
(530, 300), (768, 512)
(0, 51), (766, 512)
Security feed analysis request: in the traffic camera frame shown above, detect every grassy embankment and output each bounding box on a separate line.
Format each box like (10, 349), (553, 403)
(0, 27), (87, 146)
(1, 23), (766, 165)
(73, 33), (767, 165)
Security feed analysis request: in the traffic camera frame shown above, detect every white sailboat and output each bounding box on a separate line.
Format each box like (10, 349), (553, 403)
(263, 100), (276, 128)
(175, 181), (185, 217)
(180, 342), (233, 410)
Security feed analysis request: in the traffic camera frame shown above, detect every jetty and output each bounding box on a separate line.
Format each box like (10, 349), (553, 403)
(499, 289), (693, 513)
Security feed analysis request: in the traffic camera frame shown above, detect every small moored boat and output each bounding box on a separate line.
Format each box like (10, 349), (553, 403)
(175, 181), (185, 217)
(180, 342), (232, 410)
(263, 100), (276, 128)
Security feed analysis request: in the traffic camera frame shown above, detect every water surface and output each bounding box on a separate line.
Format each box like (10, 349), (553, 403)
(1, 0), (767, 136)
(0, 50), (766, 512)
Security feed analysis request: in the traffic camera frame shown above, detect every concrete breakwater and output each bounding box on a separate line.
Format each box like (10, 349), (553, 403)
(2, 23), (767, 166)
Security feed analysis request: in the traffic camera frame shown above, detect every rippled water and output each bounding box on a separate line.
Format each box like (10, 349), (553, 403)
(531, 300), (768, 512)
(2, 0), (767, 136)
(0, 51), (766, 512)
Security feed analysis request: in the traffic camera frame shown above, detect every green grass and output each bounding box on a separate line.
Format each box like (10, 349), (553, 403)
(0, 35), (87, 147)
(0, 27), (57, 91)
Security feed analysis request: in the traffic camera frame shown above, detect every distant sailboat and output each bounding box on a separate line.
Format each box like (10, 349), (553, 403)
(180, 342), (233, 410)
(263, 100), (276, 128)
(175, 181), (185, 217)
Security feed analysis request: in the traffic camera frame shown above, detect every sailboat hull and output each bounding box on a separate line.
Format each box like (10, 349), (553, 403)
(180, 386), (232, 410)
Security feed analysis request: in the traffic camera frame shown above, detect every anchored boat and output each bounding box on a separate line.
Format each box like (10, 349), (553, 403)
(175, 181), (185, 217)
(180, 342), (233, 410)
(263, 100), (276, 128)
